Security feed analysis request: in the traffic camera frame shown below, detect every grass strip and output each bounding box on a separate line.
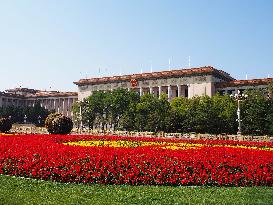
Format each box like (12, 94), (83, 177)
(0, 174), (272, 205)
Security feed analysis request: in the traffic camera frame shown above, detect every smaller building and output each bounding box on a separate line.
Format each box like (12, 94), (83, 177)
(216, 78), (273, 96)
(0, 88), (78, 117)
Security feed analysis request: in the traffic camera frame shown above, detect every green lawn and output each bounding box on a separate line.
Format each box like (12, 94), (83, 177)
(0, 175), (272, 205)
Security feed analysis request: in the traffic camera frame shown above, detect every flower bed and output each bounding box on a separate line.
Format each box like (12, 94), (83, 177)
(1, 134), (273, 186)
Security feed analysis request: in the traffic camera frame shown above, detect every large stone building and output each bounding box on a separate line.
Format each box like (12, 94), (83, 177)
(74, 66), (273, 101)
(1, 66), (272, 117)
(0, 88), (78, 117)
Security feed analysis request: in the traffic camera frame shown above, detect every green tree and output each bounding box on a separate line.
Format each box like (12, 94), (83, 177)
(82, 99), (96, 130)
(72, 89), (141, 131)
(166, 97), (189, 133)
(86, 91), (112, 130)
(110, 89), (132, 130)
(185, 96), (212, 133)
(135, 94), (170, 132)
(156, 94), (171, 132)
(72, 100), (95, 130)
(264, 83), (273, 135)
(211, 94), (237, 134)
(0, 103), (49, 126)
(241, 89), (268, 135)
(266, 97), (273, 135)
(118, 90), (140, 131)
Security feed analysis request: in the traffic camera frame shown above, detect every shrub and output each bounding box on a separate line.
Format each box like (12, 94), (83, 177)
(45, 113), (62, 126)
(0, 117), (12, 133)
(45, 113), (73, 134)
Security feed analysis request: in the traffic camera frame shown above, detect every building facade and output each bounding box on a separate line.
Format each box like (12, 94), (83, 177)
(2, 66), (271, 117)
(0, 88), (78, 117)
(74, 66), (234, 101)
(215, 78), (273, 96)
(74, 66), (273, 101)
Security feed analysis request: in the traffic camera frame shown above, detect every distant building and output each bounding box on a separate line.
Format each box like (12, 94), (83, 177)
(215, 78), (273, 96)
(74, 66), (273, 101)
(0, 88), (78, 117)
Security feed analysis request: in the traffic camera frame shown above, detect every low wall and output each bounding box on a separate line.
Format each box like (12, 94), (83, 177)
(10, 125), (273, 142)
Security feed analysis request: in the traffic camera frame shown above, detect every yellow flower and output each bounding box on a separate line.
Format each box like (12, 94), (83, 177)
(63, 140), (204, 150)
(63, 139), (273, 152)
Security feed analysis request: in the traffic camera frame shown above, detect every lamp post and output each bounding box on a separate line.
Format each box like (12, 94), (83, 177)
(230, 90), (248, 135)
(38, 115), (41, 125)
(87, 119), (90, 133)
(79, 102), (83, 132)
(71, 112), (76, 133)
(76, 100), (83, 133)
(24, 115), (27, 124)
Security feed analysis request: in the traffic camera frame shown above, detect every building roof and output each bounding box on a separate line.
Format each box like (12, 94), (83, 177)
(5, 88), (39, 94)
(0, 91), (24, 98)
(25, 91), (78, 98)
(74, 66), (235, 86)
(1, 88), (78, 99)
(216, 78), (273, 88)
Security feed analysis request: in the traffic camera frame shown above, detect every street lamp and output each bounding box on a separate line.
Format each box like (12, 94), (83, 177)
(38, 115), (41, 125)
(24, 115), (27, 124)
(230, 90), (248, 135)
(76, 100), (83, 133)
(80, 102), (83, 130)
(87, 119), (90, 133)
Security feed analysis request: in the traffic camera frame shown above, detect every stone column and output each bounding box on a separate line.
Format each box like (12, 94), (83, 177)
(177, 85), (181, 97)
(66, 98), (69, 116)
(158, 86), (162, 98)
(140, 87), (143, 96)
(53, 100), (56, 112)
(63, 99), (65, 113)
(67, 97), (70, 117)
(168, 85), (172, 100)
(149, 87), (153, 95)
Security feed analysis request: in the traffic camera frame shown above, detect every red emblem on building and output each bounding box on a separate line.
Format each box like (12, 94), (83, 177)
(130, 79), (138, 87)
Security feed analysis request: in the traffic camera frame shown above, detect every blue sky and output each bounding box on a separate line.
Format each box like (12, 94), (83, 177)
(0, 0), (273, 92)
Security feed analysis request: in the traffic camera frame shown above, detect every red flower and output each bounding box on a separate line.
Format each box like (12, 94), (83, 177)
(0, 134), (273, 186)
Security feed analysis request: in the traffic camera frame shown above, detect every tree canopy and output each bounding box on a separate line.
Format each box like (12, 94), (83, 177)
(72, 86), (273, 135)
(0, 102), (50, 126)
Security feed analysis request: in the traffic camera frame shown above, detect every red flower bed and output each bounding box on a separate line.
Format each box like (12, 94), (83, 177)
(1, 134), (273, 187)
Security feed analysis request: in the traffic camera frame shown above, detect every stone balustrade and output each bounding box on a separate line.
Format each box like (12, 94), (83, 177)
(9, 125), (273, 142)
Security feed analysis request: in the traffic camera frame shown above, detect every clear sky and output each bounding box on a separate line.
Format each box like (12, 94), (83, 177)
(0, 0), (273, 92)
